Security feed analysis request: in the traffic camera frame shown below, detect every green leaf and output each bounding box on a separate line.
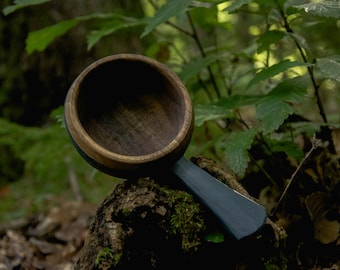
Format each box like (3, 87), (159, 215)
(141, 0), (192, 38)
(194, 104), (234, 126)
(248, 59), (312, 88)
(221, 128), (258, 176)
(87, 17), (147, 50)
(256, 30), (285, 53)
(224, 0), (251, 13)
(266, 138), (304, 161)
(267, 76), (308, 103)
(26, 19), (78, 54)
(257, 99), (293, 135)
(194, 94), (263, 126)
(3, 0), (50, 16)
(179, 54), (220, 82)
(289, 121), (321, 137)
(293, 1), (340, 18)
(25, 13), (119, 54)
(256, 76), (308, 134)
(205, 231), (224, 243)
(194, 93), (265, 126)
(316, 55), (340, 81)
(190, 6), (218, 30)
(216, 95), (263, 109)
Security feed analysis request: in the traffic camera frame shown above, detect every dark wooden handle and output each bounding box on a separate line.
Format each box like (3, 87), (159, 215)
(172, 157), (267, 240)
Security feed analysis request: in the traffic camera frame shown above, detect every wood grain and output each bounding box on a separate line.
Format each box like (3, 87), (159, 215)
(64, 54), (193, 177)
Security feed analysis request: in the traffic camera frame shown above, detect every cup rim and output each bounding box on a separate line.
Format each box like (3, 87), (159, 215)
(64, 53), (193, 168)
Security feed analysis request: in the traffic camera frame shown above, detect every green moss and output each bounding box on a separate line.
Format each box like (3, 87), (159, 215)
(160, 187), (205, 251)
(95, 247), (121, 267)
(264, 256), (288, 270)
(121, 207), (132, 217)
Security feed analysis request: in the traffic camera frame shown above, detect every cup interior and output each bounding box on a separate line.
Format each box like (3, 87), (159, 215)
(76, 58), (188, 157)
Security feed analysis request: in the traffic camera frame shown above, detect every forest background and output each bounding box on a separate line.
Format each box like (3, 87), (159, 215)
(0, 0), (339, 269)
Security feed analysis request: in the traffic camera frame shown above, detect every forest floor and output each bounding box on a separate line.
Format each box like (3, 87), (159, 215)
(0, 199), (96, 269)
(0, 170), (118, 269)
(0, 146), (339, 269)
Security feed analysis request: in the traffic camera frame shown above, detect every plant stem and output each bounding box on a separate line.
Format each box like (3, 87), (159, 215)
(275, 0), (336, 154)
(186, 11), (221, 99)
(148, 0), (218, 100)
(271, 136), (321, 216)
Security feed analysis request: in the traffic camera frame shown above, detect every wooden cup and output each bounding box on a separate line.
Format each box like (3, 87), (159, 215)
(64, 54), (194, 177)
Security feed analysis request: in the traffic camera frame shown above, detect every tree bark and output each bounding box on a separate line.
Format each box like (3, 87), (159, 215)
(74, 156), (284, 269)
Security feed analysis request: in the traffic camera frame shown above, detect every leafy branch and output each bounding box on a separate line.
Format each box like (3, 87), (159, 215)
(275, 0), (336, 153)
(3, 0), (340, 182)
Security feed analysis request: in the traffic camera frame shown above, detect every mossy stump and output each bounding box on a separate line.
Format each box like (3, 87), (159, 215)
(74, 157), (283, 269)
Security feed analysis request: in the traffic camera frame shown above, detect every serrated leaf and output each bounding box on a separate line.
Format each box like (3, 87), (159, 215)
(316, 55), (340, 81)
(224, 0), (251, 13)
(268, 76), (308, 102)
(141, 0), (192, 38)
(3, 0), (50, 16)
(256, 76), (308, 134)
(257, 99), (293, 134)
(248, 59), (311, 88)
(221, 129), (257, 176)
(194, 104), (234, 126)
(179, 54), (220, 82)
(256, 30), (285, 53)
(293, 1), (340, 18)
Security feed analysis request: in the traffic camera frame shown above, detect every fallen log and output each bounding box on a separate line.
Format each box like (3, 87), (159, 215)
(74, 156), (284, 269)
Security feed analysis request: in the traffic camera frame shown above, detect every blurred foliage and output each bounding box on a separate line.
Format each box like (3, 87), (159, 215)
(0, 107), (118, 222)
(1, 0), (340, 268)
(1, 0), (340, 244)
(0, 0), (145, 221)
(0, 0), (147, 126)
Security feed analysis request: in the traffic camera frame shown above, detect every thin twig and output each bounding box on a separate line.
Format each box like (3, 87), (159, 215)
(148, 0), (219, 100)
(186, 11), (221, 99)
(271, 136), (321, 216)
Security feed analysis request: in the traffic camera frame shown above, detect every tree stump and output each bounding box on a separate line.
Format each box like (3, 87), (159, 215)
(74, 156), (284, 269)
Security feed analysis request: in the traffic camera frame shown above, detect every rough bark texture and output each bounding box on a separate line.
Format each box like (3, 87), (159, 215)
(74, 156), (284, 269)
